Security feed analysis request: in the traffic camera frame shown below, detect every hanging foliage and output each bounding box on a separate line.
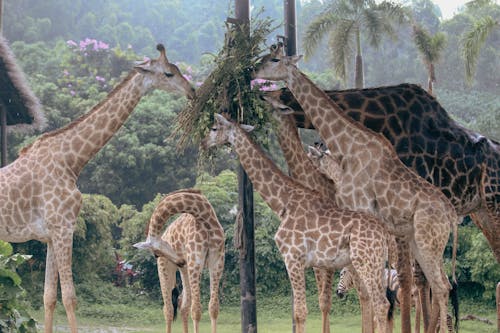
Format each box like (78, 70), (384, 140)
(170, 15), (278, 151)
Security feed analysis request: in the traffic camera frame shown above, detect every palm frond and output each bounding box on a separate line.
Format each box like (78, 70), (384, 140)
(413, 24), (447, 63)
(303, 11), (339, 59)
(461, 15), (499, 83)
(329, 19), (356, 83)
(376, 1), (410, 25)
(362, 8), (384, 47)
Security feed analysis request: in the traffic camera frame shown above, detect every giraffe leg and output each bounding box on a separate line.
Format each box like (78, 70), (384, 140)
(355, 279), (375, 333)
(179, 268), (191, 333)
(43, 243), (58, 333)
(157, 257), (177, 333)
(187, 260), (203, 333)
(414, 289), (421, 333)
(285, 259), (307, 333)
(413, 262), (431, 332)
(314, 267), (333, 333)
(53, 238), (78, 333)
(395, 237), (413, 333)
(207, 250), (224, 333)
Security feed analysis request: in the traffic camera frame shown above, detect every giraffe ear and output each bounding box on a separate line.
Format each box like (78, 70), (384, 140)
(214, 113), (231, 126)
(307, 145), (322, 158)
(289, 55), (303, 66)
(240, 124), (254, 132)
(263, 95), (294, 115)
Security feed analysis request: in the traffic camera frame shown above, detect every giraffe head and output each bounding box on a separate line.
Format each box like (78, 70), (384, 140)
(262, 94), (295, 116)
(134, 44), (195, 99)
(307, 145), (342, 184)
(200, 113), (254, 150)
(253, 43), (302, 81)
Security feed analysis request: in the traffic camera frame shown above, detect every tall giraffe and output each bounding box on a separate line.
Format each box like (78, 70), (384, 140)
(272, 84), (500, 265)
(254, 44), (458, 333)
(135, 188), (225, 333)
(201, 113), (393, 333)
(0, 44), (194, 333)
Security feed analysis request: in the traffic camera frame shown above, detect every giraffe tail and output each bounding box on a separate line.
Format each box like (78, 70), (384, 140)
(386, 286), (396, 322)
(134, 237), (186, 267)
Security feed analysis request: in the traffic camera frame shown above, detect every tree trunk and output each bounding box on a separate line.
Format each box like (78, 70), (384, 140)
(354, 30), (364, 88)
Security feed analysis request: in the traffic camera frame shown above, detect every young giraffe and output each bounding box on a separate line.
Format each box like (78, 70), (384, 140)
(0, 44), (194, 333)
(265, 96), (337, 333)
(254, 44), (458, 333)
(201, 113), (393, 333)
(135, 188), (225, 333)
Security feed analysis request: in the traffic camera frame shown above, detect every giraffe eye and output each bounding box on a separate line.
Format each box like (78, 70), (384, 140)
(164, 72), (174, 77)
(211, 127), (217, 132)
(271, 58), (280, 62)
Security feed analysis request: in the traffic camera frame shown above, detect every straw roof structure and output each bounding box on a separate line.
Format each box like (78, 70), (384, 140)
(0, 35), (46, 133)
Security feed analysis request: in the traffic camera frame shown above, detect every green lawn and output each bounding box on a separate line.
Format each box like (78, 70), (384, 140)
(37, 302), (497, 333)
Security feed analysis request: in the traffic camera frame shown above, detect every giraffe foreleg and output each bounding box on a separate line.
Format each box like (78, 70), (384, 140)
(313, 267), (334, 333)
(395, 237), (413, 333)
(187, 260), (203, 333)
(285, 258), (307, 333)
(43, 243), (59, 333)
(179, 268), (191, 333)
(157, 257), (177, 333)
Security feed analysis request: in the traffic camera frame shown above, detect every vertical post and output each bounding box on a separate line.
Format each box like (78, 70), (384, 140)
(0, 105), (6, 167)
(496, 282), (500, 333)
(234, 1), (256, 333)
(0, 0), (6, 167)
(284, 1), (297, 332)
(284, 0), (297, 57)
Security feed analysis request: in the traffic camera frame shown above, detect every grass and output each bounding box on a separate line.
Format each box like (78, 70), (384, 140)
(32, 291), (498, 333)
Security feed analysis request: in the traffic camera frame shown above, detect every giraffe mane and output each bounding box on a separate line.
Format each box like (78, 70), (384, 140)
(19, 70), (139, 155)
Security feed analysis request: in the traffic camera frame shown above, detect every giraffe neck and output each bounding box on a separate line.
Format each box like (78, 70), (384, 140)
(148, 190), (218, 238)
(231, 126), (295, 214)
(287, 67), (375, 155)
(23, 71), (145, 176)
(275, 114), (337, 199)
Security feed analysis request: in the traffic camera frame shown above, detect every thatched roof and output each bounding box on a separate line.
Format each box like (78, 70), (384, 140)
(0, 36), (46, 133)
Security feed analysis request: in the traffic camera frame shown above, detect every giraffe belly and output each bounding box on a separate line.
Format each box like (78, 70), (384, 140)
(0, 217), (50, 243)
(306, 247), (351, 270)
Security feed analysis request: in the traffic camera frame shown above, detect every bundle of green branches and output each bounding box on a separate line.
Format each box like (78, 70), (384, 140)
(170, 16), (277, 151)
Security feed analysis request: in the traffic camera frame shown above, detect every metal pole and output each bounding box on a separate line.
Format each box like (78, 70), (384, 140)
(234, 1), (256, 332)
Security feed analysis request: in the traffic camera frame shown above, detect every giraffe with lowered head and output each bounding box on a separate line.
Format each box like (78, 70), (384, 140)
(254, 44), (458, 333)
(135, 188), (225, 333)
(0, 44), (194, 333)
(202, 113), (393, 333)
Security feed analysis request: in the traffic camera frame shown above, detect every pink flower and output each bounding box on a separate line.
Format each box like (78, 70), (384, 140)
(251, 79), (278, 91)
(70, 90), (76, 96)
(183, 74), (193, 82)
(66, 40), (77, 47)
(63, 70), (69, 76)
(95, 76), (106, 82)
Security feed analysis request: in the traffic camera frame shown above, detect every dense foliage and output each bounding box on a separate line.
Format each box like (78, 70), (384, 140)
(1, 0), (498, 318)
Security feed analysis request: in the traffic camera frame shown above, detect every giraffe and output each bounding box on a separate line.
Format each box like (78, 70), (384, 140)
(271, 83), (500, 266)
(0, 44), (194, 333)
(254, 44), (458, 333)
(134, 188), (225, 333)
(264, 95), (337, 333)
(201, 113), (393, 333)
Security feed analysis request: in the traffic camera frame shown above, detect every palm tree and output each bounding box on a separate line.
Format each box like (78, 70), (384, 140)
(462, 14), (499, 84)
(303, 0), (408, 88)
(412, 24), (446, 95)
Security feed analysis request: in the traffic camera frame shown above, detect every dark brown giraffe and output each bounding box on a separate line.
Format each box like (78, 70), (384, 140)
(269, 84), (500, 264)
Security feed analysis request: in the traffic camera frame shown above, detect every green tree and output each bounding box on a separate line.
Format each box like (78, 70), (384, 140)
(303, 0), (407, 88)
(412, 24), (446, 95)
(0, 241), (37, 332)
(462, 11), (499, 84)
